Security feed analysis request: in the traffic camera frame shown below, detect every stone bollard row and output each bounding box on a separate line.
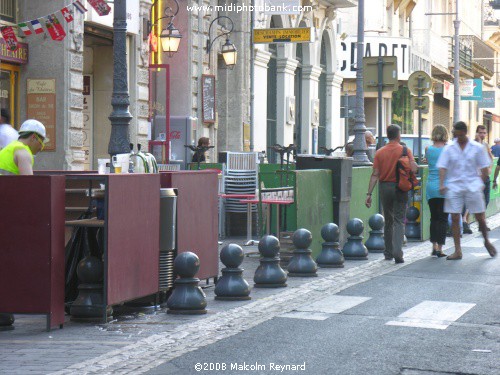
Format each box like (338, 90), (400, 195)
(365, 214), (385, 253)
(342, 218), (369, 260)
(167, 252), (207, 315)
(316, 223), (344, 268)
(215, 244), (251, 300)
(287, 229), (318, 277)
(254, 235), (287, 288)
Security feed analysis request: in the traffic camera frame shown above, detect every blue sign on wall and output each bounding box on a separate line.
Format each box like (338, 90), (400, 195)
(478, 91), (496, 108)
(460, 78), (483, 101)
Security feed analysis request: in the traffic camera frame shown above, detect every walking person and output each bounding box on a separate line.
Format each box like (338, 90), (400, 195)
(424, 125), (449, 258)
(365, 124), (418, 264)
(437, 121), (497, 260)
(491, 137), (500, 157)
(463, 125), (494, 233)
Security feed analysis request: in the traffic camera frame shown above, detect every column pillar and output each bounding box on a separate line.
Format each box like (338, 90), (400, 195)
(301, 65), (322, 153)
(276, 57), (298, 147)
(253, 49), (272, 153)
(326, 73), (344, 148)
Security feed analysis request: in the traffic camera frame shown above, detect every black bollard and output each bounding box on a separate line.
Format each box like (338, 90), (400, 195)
(254, 235), (287, 288)
(167, 252), (207, 314)
(342, 218), (369, 260)
(316, 223), (344, 268)
(0, 313), (14, 331)
(215, 244), (251, 300)
(405, 206), (420, 239)
(70, 256), (112, 322)
(288, 228), (318, 277)
(365, 214), (385, 253)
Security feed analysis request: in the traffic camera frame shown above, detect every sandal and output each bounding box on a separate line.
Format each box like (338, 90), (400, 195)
(436, 251), (447, 258)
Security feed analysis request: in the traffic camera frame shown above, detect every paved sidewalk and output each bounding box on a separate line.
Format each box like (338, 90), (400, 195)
(1, 215), (499, 375)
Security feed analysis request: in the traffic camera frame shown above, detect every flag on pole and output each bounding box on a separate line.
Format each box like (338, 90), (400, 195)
(18, 22), (32, 36)
(44, 14), (66, 41)
(30, 19), (44, 34)
(73, 1), (87, 14)
(1, 27), (19, 51)
(87, 0), (111, 16)
(60, 6), (74, 23)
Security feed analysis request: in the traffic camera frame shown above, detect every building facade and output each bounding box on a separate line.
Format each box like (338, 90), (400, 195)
(0, 0), (149, 171)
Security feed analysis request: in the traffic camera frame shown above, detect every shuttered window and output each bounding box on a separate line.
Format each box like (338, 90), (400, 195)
(0, 0), (15, 23)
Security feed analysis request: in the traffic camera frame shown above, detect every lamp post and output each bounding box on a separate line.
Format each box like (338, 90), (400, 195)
(206, 16), (238, 69)
(108, 0), (132, 158)
(148, 0), (182, 57)
(352, 0), (371, 165)
(453, 0), (461, 123)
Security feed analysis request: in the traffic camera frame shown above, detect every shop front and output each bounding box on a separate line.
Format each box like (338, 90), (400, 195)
(0, 39), (28, 128)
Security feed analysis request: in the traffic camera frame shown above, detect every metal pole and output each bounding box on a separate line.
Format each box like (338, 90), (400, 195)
(108, 0), (132, 159)
(417, 78), (423, 163)
(250, 0), (255, 152)
(344, 91), (349, 145)
(453, 0), (460, 124)
(377, 56), (383, 150)
(353, 0), (371, 165)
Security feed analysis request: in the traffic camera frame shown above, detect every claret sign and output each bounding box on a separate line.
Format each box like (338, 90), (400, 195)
(338, 36), (411, 80)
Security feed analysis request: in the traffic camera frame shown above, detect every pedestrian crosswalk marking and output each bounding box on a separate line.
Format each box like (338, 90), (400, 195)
(278, 311), (331, 320)
(278, 295), (371, 320)
(386, 301), (475, 329)
(471, 253), (490, 257)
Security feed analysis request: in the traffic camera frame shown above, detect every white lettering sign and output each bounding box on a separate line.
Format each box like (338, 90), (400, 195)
(338, 37), (412, 80)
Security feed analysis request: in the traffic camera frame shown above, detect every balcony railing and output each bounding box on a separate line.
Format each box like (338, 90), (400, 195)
(447, 36), (473, 72)
(412, 29), (449, 69)
(0, 0), (15, 23)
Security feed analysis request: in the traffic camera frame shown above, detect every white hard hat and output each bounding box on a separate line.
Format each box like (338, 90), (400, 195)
(19, 119), (47, 139)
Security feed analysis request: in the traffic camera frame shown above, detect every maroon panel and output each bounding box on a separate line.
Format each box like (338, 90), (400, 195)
(0, 176), (65, 324)
(160, 170), (219, 280)
(50, 177), (66, 328)
(106, 174), (160, 305)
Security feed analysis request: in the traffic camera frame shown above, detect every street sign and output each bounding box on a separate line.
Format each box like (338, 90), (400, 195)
(408, 71), (432, 95)
(410, 96), (429, 114)
(253, 27), (315, 43)
(478, 91), (496, 108)
(460, 78), (483, 101)
(363, 56), (398, 92)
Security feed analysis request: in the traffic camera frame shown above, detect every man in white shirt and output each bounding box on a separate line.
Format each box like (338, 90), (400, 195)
(438, 121), (497, 260)
(0, 108), (18, 149)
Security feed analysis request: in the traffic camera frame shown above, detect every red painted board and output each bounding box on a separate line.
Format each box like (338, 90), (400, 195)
(160, 171), (218, 280)
(106, 174), (160, 305)
(0, 176), (65, 329)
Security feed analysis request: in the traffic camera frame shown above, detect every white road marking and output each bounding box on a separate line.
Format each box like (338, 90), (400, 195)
(471, 253), (490, 257)
(386, 301), (475, 329)
(278, 311), (331, 320)
(294, 295), (371, 314)
(464, 237), (499, 248)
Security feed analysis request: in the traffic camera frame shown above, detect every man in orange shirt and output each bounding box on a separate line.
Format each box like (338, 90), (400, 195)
(365, 124), (418, 263)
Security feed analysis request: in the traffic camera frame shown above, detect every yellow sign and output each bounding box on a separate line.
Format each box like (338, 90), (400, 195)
(254, 27), (314, 43)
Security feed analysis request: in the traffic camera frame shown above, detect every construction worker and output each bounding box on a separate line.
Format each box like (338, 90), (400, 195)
(0, 119), (47, 175)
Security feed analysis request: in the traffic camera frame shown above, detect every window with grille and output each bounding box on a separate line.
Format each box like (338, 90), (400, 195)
(0, 0), (16, 23)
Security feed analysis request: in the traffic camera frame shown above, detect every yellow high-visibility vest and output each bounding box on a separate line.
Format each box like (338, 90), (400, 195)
(0, 140), (33, 175)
